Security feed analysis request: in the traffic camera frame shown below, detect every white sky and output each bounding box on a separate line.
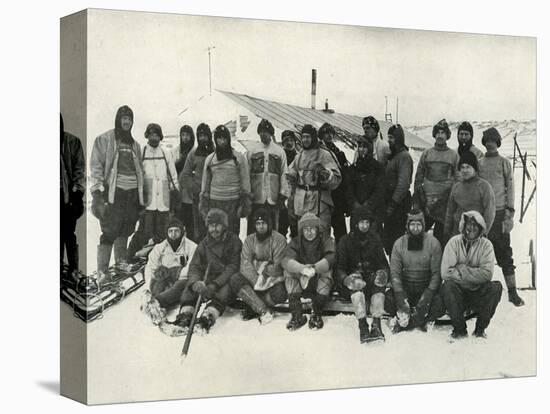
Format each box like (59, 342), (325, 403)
(87, 9), (536, 137)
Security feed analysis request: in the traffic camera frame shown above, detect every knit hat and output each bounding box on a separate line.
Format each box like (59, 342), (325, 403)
(457, 121), (474, 139)
(481, 127), (502, 148)
(214, 124), (231, 141)
(166, 217), (185, 233)
(206, 208), (229, 228)
(298, 212), (320, 233)
(458, 151), (479, 172)
(144, 123), (163, 139)
(257, 119), (275, 136)
(196, 123), (212, 139)
(319, 123), (336, 138)
(281, 130), (296, 142)
(388, 124), (405, 146)
(406, 208), (425, 229)
(362, 116), (380, 133)
(432, 119), (451, 139)
(350, 205), (374, 230)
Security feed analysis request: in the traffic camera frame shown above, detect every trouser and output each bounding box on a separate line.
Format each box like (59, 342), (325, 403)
(175, 202), (196, 243)
(384, 286), (446, 326)
(423, 215), (446, 249)
(209, 198), (241, 236)
(339, 270), (388, 319)
(441, 280), (503, 333)
(180, 280), (235, 315)
(230, 272), (288, 314)
(247, 203), (280, 235)
(383, 193), (411, 256)
(127, 210), (169, 258)
(151, 277), (188, 310)
(192, 201), (207, 242)
(285, 270), (333, 314)
(279, 205), (297, 239)
(487, 209), (516, 289)
(61, 195), (79, 272)
(331, 209), (348, 244)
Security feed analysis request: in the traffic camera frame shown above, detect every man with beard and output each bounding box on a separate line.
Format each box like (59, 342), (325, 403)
(413, 119), (459, 247)
(441, 211), (502, 339)
(60, 114), (85, 278)
(181, 123), (214, 242)
(172, 125), (196, 238)
(336, 206), (389, 343)
(479, 127), (524, 306)
(386, 209), (445, 333)
(282, 213), (335, 331)
(456, 121), (484, 161)
(287, 125), (341, 236)
(319, 123), (349, 243)
(278, 130), (299, 238)
(90, 105), (144, 278)
(200, 124), (251, 236)
(444, 151), (495, 238)
(175, 209), (242, 334)
(346, 136), (386, 232)
(141, 218), (197, 325)
(383, 124), (413, 256)
(230, 208), (288, 324)
(360, 115), (391, 167)
(246, 119), (289, 235)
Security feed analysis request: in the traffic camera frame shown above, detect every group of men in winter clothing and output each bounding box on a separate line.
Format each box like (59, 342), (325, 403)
(76, 104), (525, 339)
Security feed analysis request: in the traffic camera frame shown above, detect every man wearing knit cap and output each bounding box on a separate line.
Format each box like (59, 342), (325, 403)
(181, 123), (215, 242)
(90, 105), (144, 280)
(413, 119), (459, 247)
(361, 115), (391, 167)
(282, 212), (336, 331)
(479, 127), (524, 306)
(386, 209), (445, 333)
(246, 119), (290, 235)
(456, 121), (484, 161)
(230, 207), (289, 324)
(174, 208), (242, 334)
(200, 124), (251, 237)
(336, 206), (389, 343)
(141, 218), (197, 325)
(441, 211), (502, 339)
(383, 124), (413, 256)
(286, 124), (341, 236)
(279, 130), (299, 238)
(444, 151), (495, 238)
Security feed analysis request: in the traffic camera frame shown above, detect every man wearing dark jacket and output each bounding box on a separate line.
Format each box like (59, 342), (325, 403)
(336, 206), (389, 343)
(278, 130), (299, 238)
(175, 208), (242, 334)
(383, 124), (413, 256)
(173, 124), (196, 238)
(60, 114), (85, 278)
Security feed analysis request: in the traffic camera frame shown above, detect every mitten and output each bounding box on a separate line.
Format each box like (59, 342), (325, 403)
(91, 190), (106, 220)
(502, 209), (514, 233)
(343, 273), (367, 291)
(192, 280), (207, 295)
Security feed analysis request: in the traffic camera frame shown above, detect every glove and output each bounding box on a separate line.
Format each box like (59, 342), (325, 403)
(343, 273), (367, 291)
(318, 168), (332, 184)
(300, 266), (316, 278)
(203, 283), (217, 300)
(91, 190), (107, 220)
(192, 280), (208, 295)
(416, 288), (435, 314)
(502, 209), (514, 233)
(394, 290), (409, 314)
(374, 269), (389, 287)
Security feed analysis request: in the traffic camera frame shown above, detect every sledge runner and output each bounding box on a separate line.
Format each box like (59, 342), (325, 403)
(230, 208), (288, 324)
(479, 127), (524, 306)
(172, 125), (196, 241)
(336, 206), (389, 343)
(282, 213), (335, 331)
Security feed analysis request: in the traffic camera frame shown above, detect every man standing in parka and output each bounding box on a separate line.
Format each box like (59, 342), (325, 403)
(278, 130), (299, 238)
(360, 115), (391, 167)
(479, 127), (524, 306)
(230, 208), (288, 324)
(246, 119), (289, 235)
(60, 114), (85, 278)
(383, 124), (414, 256)
(413, 119), (459, 247)
(180, 123), (214, 242)
(282, 213), (335, 331)
(456, 121), (484, 161)
(172, 124), (196, 239)
(90, 105), (144, 277)
(387, 209), (445, 333)
(441, 211), (502, 339)
(200, 124), (251, 237)
(319, 122), (349, 243)
(336, 206), (389, 343)
(286, 124), (341, 235)
(175, 208), (242, 334)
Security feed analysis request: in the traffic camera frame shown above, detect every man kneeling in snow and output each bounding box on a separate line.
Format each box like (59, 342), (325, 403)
(175, 208), (242, 334)
(441, 211), (503, 340)
(230, 208), (288, 324)
(282, 213), (335, 331)
(336, 206), (389, 344)
(141, 218), (197, 324)
(386, 209), (445, 333)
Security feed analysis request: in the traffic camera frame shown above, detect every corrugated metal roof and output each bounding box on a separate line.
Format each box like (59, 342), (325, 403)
(218, 90), (431, 149)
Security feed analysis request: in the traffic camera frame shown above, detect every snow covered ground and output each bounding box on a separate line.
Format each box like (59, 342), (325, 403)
(68, 119), (537, 404)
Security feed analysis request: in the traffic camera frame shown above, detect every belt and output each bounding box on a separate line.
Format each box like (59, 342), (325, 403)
(296, 183), (321, 191)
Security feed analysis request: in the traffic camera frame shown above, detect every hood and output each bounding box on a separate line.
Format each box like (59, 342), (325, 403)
(350, 205), (375, 232)
(458, 210), (487, 235)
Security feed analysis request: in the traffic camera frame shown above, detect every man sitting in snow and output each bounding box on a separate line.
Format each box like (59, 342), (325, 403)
(441, 211), (503, 340)
(336, 206), (389, 343)
(141, 218), (197, 324)
(230, 208), (288, 324)
(174, 208), (242, 334)
(386, 209), (445, 333)
(282, 213), (335, 331)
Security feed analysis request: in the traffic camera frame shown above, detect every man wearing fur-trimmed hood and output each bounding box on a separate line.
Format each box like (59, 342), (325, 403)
(441, 211), (502, 340)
